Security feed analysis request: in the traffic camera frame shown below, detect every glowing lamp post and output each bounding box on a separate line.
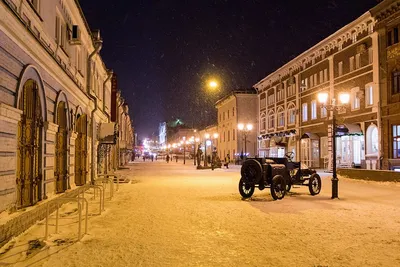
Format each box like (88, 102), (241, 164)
(238, 123), (253, 160)
(318, 91), (350, 199)
(204, 133), (210, 167)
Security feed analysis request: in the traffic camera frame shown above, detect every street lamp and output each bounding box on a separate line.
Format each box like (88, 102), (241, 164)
(238, 123), (253, 160)
(204, 133), (210, 167)
(318, 91), (350, 199)
(194, 137), (200, 166)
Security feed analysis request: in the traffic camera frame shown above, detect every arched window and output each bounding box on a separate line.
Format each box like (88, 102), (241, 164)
(366, 124), (378, 155)
(287, 102), (296, 125)
(277, 107), (285, 127)
(260, 113), (266, 132)
(268, 111), (275, 130)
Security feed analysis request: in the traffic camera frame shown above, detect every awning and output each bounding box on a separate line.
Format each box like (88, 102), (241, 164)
(336, 123), (363, 136)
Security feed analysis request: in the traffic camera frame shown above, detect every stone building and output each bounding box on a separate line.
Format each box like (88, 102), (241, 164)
(371, 0), (400, 170)
(254, 11), (379, 169)
(0, 0), (132, 245)
(215, 90), (258, 162)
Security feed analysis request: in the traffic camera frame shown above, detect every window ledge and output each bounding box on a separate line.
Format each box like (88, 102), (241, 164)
(26, 1), (43, 22)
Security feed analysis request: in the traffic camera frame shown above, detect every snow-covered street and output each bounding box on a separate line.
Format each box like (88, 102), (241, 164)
(1, 161), (400, 267)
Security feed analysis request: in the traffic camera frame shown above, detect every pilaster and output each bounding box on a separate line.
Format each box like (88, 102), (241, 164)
(44, 121), (59, 198)
(0, 103), (22, 212)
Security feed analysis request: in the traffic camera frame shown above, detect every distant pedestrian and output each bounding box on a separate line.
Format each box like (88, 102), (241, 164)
(175, 155), (178, 162)
(155, 155), (158, 161)
(151, 155), (154, 162)
(143, 155), (146, 162)
(166, 154), (170, 163)
(225, 153), (230, 169)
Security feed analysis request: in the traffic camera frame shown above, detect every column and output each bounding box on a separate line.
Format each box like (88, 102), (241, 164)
(69, 132), (78, 188)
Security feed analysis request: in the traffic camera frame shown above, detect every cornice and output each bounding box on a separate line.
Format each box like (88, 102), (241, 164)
(254, 12), (374, 91)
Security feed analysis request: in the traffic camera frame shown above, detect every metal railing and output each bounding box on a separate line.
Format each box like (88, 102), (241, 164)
(45, 197), (88, 241)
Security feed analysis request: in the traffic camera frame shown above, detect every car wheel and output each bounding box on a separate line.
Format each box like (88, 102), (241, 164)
(270, 175), (286, 200)
(238, 177), (255, 199)
(240, 159), (262, 184)
(308, 173), (321, 195)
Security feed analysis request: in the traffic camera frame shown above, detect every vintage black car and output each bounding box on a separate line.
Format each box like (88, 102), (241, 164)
(239, 153), (322, 200)
(268, 152), (322, 196)
(239, 157), (287, 200)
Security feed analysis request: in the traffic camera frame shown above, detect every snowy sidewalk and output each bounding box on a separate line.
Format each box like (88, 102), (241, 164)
(1, 162), (400, 267)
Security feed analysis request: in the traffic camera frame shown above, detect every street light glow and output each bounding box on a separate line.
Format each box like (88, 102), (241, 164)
(205, 133), (210, 139)
(209, 80), (218, 88)
(339, 92), (350, 104)
(213, 133), (219, 139)
(238, 123), (244, 130)
(246, 124), (253, 131)
(318, 92), (329, 104)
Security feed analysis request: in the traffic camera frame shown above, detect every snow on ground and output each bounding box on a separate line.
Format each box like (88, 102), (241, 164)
(1, 161), (400, 267)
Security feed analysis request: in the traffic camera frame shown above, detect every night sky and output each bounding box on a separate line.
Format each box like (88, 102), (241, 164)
(80, 0), (380, 139)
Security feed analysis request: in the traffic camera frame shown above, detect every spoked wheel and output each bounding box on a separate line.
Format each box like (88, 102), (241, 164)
(270, 175), (286, 200)
(308, 173), (321, 195)
(238, 177), (255, 198)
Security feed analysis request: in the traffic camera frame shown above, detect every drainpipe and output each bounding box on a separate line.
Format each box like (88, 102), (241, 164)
(103, 70), (114, 122)
(87, 35), (103, 183)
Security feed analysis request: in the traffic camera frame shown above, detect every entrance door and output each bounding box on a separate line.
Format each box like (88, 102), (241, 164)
(16, 79), (43, 208)
(301, 138), (320, 168)
(55, 102), (68, 193)
(75, 114), (87, 186)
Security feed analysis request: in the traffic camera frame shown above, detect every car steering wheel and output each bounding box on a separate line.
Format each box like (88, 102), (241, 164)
(285, 152), (294, 162)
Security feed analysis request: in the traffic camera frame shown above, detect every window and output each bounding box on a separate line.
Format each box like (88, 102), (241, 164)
(366, 124), (379, 155)
(366, 84), (374, 106)
(338, 62), (343, 76)
(260, 93), (266, 109)
(224, 131), (226, 142)
(388, 27), (399, 47)
(301, 78), (308, 91)
(393, 125), (400, 158)
(352, 33), (357, 43)
(278, 110), (285, 127)
(277, 89), (284, 101)
(232, 107), (235, 116)
(393, 71), (400, 94)
(261, 115), (266, 131)
(321, 106), (327, 118)
(219, 113), (221, 122)
(310, 76), (314, 88)
(223, 112), (225, 120)
(55, 16), (60, 43)
(324, 69), (328, 82)
(311, 100), (317, 120)
(349, 56), (355, 72)
(233, 129), (235, 141)
(314, 74), (318, 86)
(302, 103), (308, 122)
(355, 53), (361, 69)
(269, 113), (275, 129)
(76, 48), (82, 72)
(268, 93), (275, 105)
(319, 71), (323, 84)
(28, 0), (39, 11)
(287, 84), (295, 96)
(228, 130), (230, 141)
(368, 48), (373, 64)
(227, 110), (230, 119)
(351, 87), (360, 110)
(288, 106), (296, 125)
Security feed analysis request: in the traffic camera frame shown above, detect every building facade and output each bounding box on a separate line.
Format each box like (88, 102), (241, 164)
(254, 12), (380, 169)
(372, 0), (400, 171)
(0, 0), (133, 233)
(215, 90), (258, 162)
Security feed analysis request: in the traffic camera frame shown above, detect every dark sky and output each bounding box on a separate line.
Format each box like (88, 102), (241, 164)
(80, 0), (379, 139)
